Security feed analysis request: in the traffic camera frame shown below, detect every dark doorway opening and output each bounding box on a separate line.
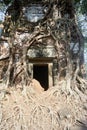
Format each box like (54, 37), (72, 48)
(33, 64), (48, 90)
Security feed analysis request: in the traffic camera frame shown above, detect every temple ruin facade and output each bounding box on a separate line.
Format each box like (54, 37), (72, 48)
(0, 0), (84, 89)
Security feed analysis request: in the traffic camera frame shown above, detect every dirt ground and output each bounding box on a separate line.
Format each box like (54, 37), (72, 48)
(0, 79), (87, 130)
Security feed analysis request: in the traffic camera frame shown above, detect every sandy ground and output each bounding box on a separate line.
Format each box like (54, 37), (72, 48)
(0, 80), (87, 130)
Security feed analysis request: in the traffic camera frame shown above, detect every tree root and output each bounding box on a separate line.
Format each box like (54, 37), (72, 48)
(0, 78), (87, 130)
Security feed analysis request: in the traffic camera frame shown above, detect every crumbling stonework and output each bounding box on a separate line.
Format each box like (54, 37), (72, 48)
(0, 0), (84, 89)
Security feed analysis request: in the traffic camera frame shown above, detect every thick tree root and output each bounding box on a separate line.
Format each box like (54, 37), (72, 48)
(0, 79), (87, 130)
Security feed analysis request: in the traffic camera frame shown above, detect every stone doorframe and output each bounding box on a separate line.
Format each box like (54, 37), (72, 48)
(28, 58), (53, 88)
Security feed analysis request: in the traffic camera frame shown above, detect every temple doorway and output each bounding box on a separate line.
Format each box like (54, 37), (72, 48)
(33, 64), (48, 90)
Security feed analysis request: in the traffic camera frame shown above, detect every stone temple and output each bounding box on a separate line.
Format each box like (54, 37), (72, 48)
(0, 0), (81, 90)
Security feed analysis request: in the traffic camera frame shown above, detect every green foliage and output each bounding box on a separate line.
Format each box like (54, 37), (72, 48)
(74, 0), (80, 4)
(0, 2), (5, 11)
(0, 0), (22, 22)
(81, 0), (87, 15)
(75, 0), (80, 3)
(75, 0), (87, 16)
(3, 0), (13, 5)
